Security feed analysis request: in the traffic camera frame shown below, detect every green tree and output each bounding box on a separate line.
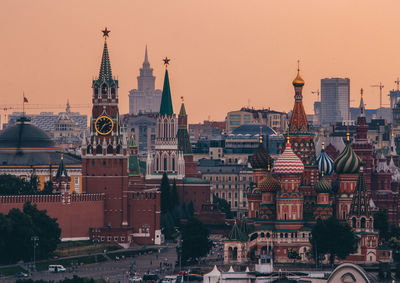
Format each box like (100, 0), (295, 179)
(310, 217), (357, 265)
(181, 217), (212, 264)
(374, 209), (389, 241)
(0, 203), (61, 264)
(23, 202), (61, 259)
(187, 201), (195, 217)
(41, 181), (54, 195)
(160, 173), (171, 214)
(170, 179), (179, 210)
(0, 174), (45, 195)
(287, 248), (301, 263)
(213, 194), (232, 218)
(161, 212), (176, 240)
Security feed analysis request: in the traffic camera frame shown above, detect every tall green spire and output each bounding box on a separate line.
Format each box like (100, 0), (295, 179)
(99, 40), (113, 82)
(93, 28), (117, 88)
(159, 68), (174, 115)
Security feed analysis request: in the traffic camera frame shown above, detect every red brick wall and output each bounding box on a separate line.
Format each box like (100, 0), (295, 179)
(0, 194), (104, 239)
(128, 191), (161, 244)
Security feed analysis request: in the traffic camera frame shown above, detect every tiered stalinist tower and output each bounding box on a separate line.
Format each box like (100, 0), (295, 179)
(129, 46), (162, 114)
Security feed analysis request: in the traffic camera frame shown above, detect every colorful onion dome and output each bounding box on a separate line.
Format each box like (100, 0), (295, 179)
(259, 166), (280, 193)
(273, 138), (304, 174)
(333, 134), (362, 174)
(317, 142), (334, 175)
(314, 173), (331, 193)
(249, 142), (271, 169)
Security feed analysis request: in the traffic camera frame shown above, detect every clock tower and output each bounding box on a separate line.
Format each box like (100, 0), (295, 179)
(82, 28), (129, 228)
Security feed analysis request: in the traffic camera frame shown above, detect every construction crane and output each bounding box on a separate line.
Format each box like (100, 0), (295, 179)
(370, 83), (385, 109)
(311, 89), (320, 101)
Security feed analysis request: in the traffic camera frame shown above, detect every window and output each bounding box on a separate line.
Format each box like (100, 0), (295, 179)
(107, 236), (111, 242)
(114, 236), (118, 242)
(100, 236), (105, 242)
(228, 193), (231, 198)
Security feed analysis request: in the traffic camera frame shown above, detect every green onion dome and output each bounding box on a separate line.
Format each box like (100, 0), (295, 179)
(258, 170), (280, 193)
(333, 134), (361, 174)
(314, 174), (331, 193)
(249, 142), (271, 169)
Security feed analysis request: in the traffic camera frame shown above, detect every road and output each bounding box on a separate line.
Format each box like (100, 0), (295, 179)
(2, 243), (178, 283)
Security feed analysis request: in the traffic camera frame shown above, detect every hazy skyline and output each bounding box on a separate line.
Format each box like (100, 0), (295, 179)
(1, 0), (400, 123)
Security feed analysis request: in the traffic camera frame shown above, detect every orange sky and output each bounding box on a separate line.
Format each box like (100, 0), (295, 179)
(1, 0), (400, 123)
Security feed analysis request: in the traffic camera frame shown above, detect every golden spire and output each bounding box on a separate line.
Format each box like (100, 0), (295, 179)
(259, 126), (263, 144)
(61, 153), (64, 160)
(322, 141), (325, 150)
(360, 88), (364, 98)
(321, 170), (324, 177)
(267, 163), (270, 172)
(286, 135), (290, 145)
(346, 131), (350, 142)
(181, 96), (184, 103)
(392, 127), (394, 138)
(292, 60), (305, 86)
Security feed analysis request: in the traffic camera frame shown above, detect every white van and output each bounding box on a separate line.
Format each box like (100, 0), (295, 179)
(48, 265), (66, 273)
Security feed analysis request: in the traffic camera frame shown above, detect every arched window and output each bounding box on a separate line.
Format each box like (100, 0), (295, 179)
(361, 217), (366, 229)
(96, 144), (102, 154)
(156, 156), (159, 171)
(172, 158), (175, 171)
(352, 217), (356, 228)
(164, 120), (168, 137)
(164, 157), (168, 171)
(101, 84), (107, 94)
(266, 232), (270, 238)
(261, 232), (265, 238)
(107, 145), (113, 154)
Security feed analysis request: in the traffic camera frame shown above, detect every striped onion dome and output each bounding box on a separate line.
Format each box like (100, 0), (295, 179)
(314, 174), (331, 193)
(317, 142), (334, 175)
(273, 139), (304, 174)
(249, 142), (271, 169)
(259, 167), (280, 193)
(333, 134), (361, 174)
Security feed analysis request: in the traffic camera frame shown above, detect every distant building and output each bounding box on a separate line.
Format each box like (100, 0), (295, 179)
(197, 159), (252, 218)
(6, 103), (87, 151)
(121, 113), (157, 158)
(226, 108), (288, 134)
(321, 78), (350, 126)
(128, 46), (162, 115)
(189, 120), (226, 142)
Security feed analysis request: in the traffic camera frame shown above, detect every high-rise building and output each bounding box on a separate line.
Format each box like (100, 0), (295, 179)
(321, 78), (350, 126)
(129, 46), (162, 115)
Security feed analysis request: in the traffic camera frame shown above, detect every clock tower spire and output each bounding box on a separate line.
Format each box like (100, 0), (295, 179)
(82, 28), (129, 229)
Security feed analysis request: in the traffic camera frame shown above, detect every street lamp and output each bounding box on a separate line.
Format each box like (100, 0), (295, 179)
(31, 236), (39, 272)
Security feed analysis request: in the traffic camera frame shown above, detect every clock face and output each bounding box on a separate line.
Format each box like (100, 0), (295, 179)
(95, 116), (114, 135)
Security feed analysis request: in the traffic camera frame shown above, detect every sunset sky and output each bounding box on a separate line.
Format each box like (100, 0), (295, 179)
(1, 0), (400, 123)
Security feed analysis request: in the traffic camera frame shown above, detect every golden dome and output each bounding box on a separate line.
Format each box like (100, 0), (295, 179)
(292, 70), (305, 86)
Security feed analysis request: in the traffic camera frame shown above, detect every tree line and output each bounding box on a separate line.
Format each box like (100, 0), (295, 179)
(0, 174), (54, 195)
(0, 202), (61, 264)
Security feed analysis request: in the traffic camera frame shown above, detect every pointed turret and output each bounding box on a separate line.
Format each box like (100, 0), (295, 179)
(289, 63), (308, 133)
(287, 62), (316, 166)
(159, 67), (174, 115)
(177, 97), (192, 154)
(56, 153), (68, 178)
(99, 41), (112, 81)
(349, 169), (371, 218)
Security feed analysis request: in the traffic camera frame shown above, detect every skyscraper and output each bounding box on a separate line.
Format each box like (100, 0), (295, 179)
(129, 46), (162, 115)
(320, 78), (350, 126)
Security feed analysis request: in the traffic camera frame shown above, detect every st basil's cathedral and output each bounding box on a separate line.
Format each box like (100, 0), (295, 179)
(224, 67), (396, 264)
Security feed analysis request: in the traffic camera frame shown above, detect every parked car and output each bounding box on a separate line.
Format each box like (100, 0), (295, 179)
(15, 272), (29, 278)
(48, 264), (66, 273)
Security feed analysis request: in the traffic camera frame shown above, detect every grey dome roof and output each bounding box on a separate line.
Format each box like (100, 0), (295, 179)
(232, 123), (276, 136)
(0, 117), (56, 148)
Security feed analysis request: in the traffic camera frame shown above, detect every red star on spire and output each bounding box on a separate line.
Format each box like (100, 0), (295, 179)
(102, 27), (110, 38)
(163, 57), (170, 66)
